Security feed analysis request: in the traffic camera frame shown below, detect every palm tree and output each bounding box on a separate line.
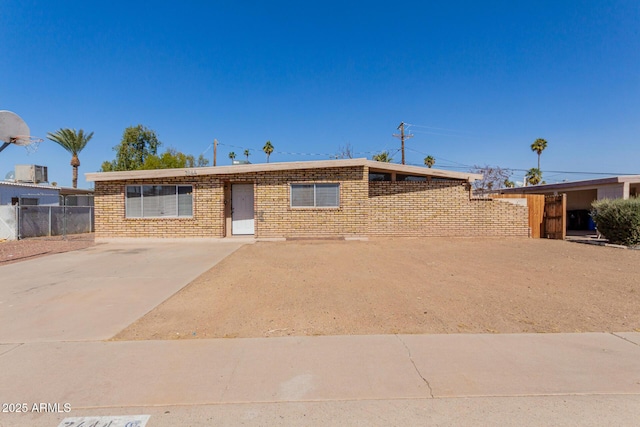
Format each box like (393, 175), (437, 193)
(228, 152), (236, 163)
(525, 168), (542, 186)
(530, 138), (548, 170)
(263, 140), (274, 163)
(424, 155), (435, 168)
(46, 128), (93, 188)
(372, 151), (392, 162)
(243, 149), (250, 162)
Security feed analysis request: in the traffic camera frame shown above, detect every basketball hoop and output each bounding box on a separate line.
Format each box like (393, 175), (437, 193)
(11, 135), (43, 154)
(0, 110), (40, 155)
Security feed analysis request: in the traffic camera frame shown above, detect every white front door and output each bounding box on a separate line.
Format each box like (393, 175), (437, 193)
(231, 184), (255, 235)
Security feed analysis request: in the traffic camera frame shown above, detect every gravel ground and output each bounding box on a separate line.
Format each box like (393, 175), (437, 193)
(0, 234), (95, 265)
(114, 237), (640, 340)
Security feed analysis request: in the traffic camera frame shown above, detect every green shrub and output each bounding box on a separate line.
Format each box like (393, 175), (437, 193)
(591, 198), (640, 246)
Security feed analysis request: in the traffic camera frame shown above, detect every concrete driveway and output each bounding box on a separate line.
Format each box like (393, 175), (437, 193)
(0, 240), (246, 343)
(1, 239), (640, 426)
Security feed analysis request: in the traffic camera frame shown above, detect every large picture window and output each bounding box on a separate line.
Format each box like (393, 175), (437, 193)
(290, 184), (339, 208)
(126, 185), (193, 218)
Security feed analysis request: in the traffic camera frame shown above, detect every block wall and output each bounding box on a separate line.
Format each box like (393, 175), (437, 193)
(368, 180), (529, 237)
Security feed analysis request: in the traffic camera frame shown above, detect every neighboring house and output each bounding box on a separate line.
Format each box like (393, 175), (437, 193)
(85, 158), (529, 240)
(0, 181), (60, 206)
(0, 181), (94, 206)
(0, 182), (94, 240)
(496, 175), (640, 230)
(0, 181), (59, 240)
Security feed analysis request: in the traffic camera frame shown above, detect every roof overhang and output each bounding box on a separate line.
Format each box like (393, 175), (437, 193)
(0, 181), (59, 191)
(86, 158), (482, 183)
(498, 175), (640, 194)
(364, 160), (481, 182)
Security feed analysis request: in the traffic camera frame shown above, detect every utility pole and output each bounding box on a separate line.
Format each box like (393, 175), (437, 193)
(392, 122), (413, 165)
(213, 139), (218, 166)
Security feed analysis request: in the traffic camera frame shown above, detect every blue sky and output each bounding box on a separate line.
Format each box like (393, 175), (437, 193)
(1, 1), (638, 188)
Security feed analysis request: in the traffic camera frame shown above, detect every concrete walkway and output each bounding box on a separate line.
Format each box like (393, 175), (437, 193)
(1, 241), (639, 426)
(0, 333), (639, 426)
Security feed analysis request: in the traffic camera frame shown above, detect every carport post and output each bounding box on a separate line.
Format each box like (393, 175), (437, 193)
(48, 206), (52, 237)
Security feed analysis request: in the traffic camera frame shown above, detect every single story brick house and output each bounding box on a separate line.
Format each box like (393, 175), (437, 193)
(85, 158), (529, 240)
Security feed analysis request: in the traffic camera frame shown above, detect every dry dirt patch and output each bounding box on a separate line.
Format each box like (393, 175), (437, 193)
(114, 238), (640, 340)
(0, 234), (95, 265)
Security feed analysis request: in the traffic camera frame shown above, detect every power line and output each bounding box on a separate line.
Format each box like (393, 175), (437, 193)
(215, 140), (637, 177)
(404, 123), (475, 134)
(405, 147), (472, 168)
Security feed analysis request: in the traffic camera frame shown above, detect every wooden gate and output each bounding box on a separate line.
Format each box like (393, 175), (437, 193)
(492, 194), (545, 238)
(544, 194), (566, 240)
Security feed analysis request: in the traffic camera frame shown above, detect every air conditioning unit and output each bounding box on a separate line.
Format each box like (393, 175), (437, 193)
(15, 165), (48, 184)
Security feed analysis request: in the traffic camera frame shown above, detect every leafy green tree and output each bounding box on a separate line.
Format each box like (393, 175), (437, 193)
(101, 125), (160, 171)
(244, 149), (250, 162)
(525, 167), (543, 186)
(46, 128), (94, 188)
(196, 154), (210, 167)
(372, 151), (393, 162)
(140, 148), (196, 169)
(504, 179), (515, 188)
(424, 155), (435, 168)
(530, 138), (548, 170)
(228, 151), (236, 163)
(263, 140), (274, 163)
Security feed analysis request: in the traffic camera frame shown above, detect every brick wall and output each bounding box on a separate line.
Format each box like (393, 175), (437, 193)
(93, 166), (369, 239)
(252, 167), (368, 237)
(93, 166), (528, 239)
(368, 180), (529, 237)
(94, 176), (223, 239)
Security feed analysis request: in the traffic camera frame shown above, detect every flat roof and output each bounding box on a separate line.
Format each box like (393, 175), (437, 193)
(85, 158), (482, 183)
(498, 175), (640, 193)
(0, 181), (59, 191)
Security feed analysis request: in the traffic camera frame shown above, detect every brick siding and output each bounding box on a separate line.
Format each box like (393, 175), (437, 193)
(93, 165), (528, 239)
(93, 166), (368, 239)
(368, 180), (529, 237)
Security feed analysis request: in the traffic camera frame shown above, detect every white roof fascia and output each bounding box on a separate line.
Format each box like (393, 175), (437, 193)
(86, 158), (481, 183)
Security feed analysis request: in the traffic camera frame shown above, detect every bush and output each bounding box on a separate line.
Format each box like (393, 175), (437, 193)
(591, 198), (640, 246)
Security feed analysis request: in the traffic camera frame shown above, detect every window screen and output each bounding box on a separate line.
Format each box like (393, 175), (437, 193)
(126, 186), (142, 217)
(291, 184), (315, 207)
(291, 184), (339, 208)
(126, 185), (193, 218)
(315, 184), (339, 207)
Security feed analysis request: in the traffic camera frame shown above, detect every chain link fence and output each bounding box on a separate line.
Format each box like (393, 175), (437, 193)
(2, 194), (95, 240)
(18, 205), (94, 239)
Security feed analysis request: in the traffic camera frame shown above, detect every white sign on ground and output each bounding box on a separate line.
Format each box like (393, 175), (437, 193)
(57, 415), (150, 427)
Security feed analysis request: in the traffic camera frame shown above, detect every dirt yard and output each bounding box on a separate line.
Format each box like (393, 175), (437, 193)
(0, 234), (95, 265)
(114, 238), (640, 340)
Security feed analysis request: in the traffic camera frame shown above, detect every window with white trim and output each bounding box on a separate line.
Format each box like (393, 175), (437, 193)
(290, 183), (339, 208)
(126, 185), (193, 218)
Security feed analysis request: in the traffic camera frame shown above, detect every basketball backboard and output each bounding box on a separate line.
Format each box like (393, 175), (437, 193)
(0, 110), (41, 154)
